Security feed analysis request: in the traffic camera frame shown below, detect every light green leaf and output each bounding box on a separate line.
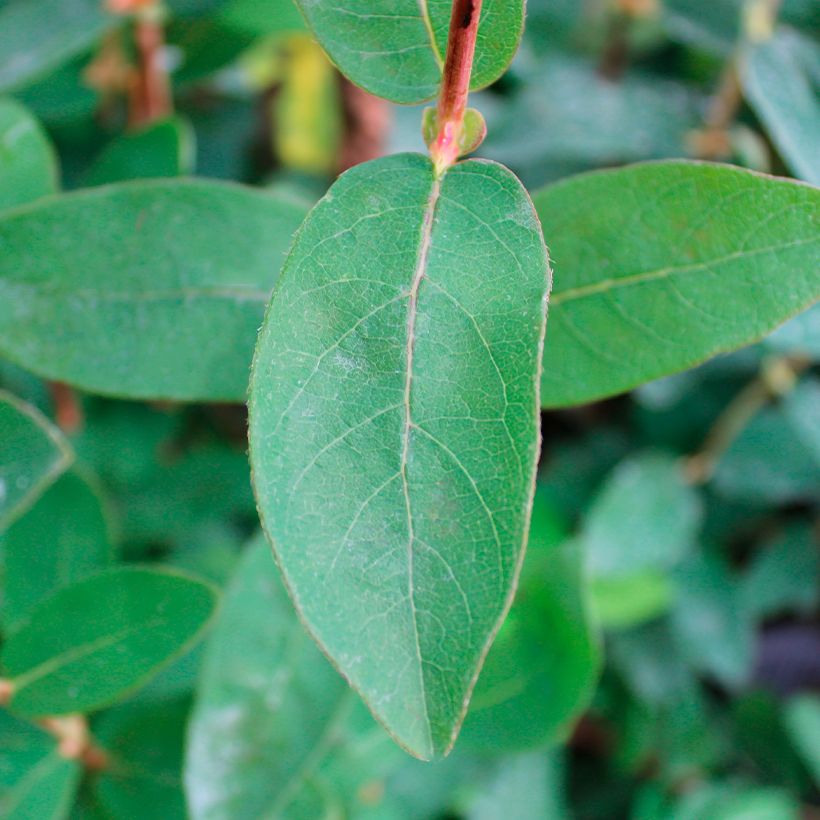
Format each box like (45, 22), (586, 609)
(590, 569), (675, 631)
(784, 695), (820, 788)
(1, 567), (218, 717)
(742, 28), (820, 186)
(0, 180), (306, 401)
(460, 497), (600, 752)
(533, 161), (820, 408)
(0, 0), (111, 92)
(0, 752), (80, 820)
(85, 117), (196, 187)
(0, 98), (58, 212)
(740, 523), (819, 620)
(249, 152), (549, 759)
(186, 536), (398, 819)
(578, 452), (701, 578)
(295, 0), (524, 103)
(671, 552), (754, 688)
(0, 390), (73, 533)
(1, 470), (114, 630)
(467, 750), (566, 820)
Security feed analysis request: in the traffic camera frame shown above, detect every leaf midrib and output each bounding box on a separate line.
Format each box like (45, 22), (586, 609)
(400, 171), (441, 757)
(550, 236), (818, 307)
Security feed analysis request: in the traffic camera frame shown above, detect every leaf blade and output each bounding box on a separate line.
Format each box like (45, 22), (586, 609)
(249, 152), (550, 759)
(533, 161), (820, 407)
(0, 179), (306, 401)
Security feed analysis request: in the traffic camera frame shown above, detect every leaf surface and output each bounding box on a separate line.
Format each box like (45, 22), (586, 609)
(186, 536), (398, 819)
(1, 470), (114, 630)
(0, 0), (111, 92)
(533, 161), (820, 407)
(0, 98), (58, 212)
(249, 152), (550, 759)
(0, 752), (80, 820)
(295, 0), (523, 103)
(1, 567), (218, 717)
(460, 494), (600, 752)
(0, 390), (72, 533)
(0, 180), (306, 401)
(742, 28), (820, 186)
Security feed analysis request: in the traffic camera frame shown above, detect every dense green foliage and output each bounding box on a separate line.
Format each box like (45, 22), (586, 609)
(0, 0), (818, 817)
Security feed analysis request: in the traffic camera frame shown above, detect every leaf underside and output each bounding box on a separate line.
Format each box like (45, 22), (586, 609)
(249, 152), (550, 759)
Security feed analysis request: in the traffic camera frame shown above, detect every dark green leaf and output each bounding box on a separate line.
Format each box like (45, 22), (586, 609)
(84, 117), (195, 187)
(0, 180), (306, 401)
(0, 0), (111, 92)
(1, 567), (218, 717)
(0, 98), (58, 212)
(533, 161), (820, 407)
(742, 28), (820, 186)
(295, 0), (524, 103)
(0, 752), (80, 820)
(0, 390), (72, 532)
(784, 695), (820, 788)
(1, 470), (114, 630)
(249, 152), (549, 759)
(94, 697), (190, 819)
(461, 496), (601, 752)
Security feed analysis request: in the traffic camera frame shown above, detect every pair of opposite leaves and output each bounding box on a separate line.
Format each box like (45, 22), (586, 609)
(249, 0), (544, 760)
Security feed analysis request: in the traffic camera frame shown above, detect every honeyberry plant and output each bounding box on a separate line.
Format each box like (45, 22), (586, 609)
(0, 0), (819, 816)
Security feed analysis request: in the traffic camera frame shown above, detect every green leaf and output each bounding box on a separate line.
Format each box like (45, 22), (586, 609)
(670, 552), (754, 688)
(460, 496), (601, 752)
(590, 570), (675, 631)
(740, 523), (819, 620)
(578, 452), (701, 578)
(185, 536), (389, 819)
(742, 28), (820, 186)
(0, 0), (111, 92)
(0, 180), (306, 401)
(0, 98), (58, 212)
(0, 390), (73, 533)
(1, 470), (114, 630)
(94, 697), (190, 819)
(467, 751), (567, 820)
(295, 0), (524, 103)
(84, 117), (196, 187)
(533, 161), (820, 408)
(784, 695), (820, 788)
(249, 152), (550, 759)
(1, 567), (218, 717)
(0, 752), (80, 820)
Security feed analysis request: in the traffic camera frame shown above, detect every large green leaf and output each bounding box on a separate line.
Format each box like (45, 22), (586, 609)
(249, 152), (549, 760)
(460, 494), (600, 752)
(0, 98), (58, 212)
(533, 161), (820, 408)
(295, 0), (524, 103)
(0, 390), (72, 533)
(0, 470), (114, 630)
(0, 180), (306, 401)
(0, 0), (111, 92)
(742, 28), (820, 186)
(186, 536), (401, 819)
(1, 567), (218, 717)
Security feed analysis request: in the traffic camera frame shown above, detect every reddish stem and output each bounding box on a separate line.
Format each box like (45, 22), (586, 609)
(431, 0), (483, 171)
(131, 14), (172, 127)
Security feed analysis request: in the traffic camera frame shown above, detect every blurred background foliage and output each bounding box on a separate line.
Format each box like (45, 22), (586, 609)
(0, 0), (818, 817)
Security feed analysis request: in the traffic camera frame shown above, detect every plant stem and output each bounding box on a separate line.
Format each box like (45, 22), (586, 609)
(131, 6), (172, 127)
(430, 0), (483, 172)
